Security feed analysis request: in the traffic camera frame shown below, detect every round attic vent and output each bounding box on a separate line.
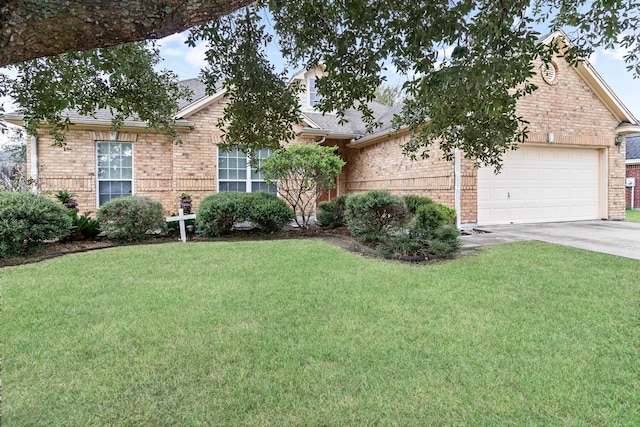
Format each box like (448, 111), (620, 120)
(541, 61), (559, 85)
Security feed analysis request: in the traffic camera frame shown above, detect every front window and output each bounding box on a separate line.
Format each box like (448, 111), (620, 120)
(218, 148), (276, 194)
(309, 78), (322, 107)
(96, 141), (133, 206)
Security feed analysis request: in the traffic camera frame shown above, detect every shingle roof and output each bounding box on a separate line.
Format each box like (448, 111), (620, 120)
(303, 100), (398, 136)
(627, 133), (640, 160)
(176, 78), (208, 109)
(8, 78), (209, 124)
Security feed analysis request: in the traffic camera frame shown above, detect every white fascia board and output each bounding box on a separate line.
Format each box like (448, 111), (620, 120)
(176, 88), (227, 119)
(626, 159), (640, 165)
(300, 113), (322, 129)
(69, 118), (195, 131)
(296, 127), (330, 137)
(3, 112), (194, 131)
(346, 125), (410, 148)
(617, 123), (640, 135)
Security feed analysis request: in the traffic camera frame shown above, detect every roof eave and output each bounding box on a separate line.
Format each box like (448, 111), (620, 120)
(3, 113), (195, 132)
(176, 88), (227, 119)
(617, 123), (640, 135)
(346, 125), (410, 149)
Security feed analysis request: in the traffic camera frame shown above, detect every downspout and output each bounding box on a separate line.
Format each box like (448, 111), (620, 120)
(30, 135), (38, 194)
(454, 148), (462, 230)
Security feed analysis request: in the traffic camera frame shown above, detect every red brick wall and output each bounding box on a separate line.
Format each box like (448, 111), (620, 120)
(626, 164), (640, 209)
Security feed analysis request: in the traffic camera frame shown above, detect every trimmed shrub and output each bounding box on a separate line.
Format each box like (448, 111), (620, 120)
(377, 228), (428, 258)
(246, 192), (294, 232)
(0, 192), (73, 257)
(414, 202), (456, 235)
(196, 192), (249, 237)
(98, 196), (165, 241)
(402, 195), (434, 215)
(317, 194), (349, 228)
(345, 190), (408, 242)
(429, 224), (462, 258)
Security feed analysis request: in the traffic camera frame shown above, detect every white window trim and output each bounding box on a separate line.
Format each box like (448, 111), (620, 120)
(216, 147), (275, 194)
(95, 141), (134, 208)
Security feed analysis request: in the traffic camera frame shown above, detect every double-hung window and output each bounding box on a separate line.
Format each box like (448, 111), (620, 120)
(309, 78), (322, 107)
(96, 141), (133, 206)
(218, 148), (276, 194)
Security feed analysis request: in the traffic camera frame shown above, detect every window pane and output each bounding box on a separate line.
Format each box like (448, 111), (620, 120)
(122, 181), (132, 195)
(252, 182), (277, 195)
(97, 142), (133, 206)
(219, 181), (246, 192)
(237, 169), (246, 180)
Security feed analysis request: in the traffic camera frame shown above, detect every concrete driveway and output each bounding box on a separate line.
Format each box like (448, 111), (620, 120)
(462, 220), (640, 260)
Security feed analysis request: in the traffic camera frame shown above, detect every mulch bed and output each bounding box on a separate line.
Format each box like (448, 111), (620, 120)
(1, 225), (472, 268)
(0, 226), (379, 268)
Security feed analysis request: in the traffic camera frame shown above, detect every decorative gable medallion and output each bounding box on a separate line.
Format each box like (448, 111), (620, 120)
(540, 61), (559, 85)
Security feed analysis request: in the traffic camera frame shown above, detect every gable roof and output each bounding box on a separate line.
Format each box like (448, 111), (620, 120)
(627, 134), (640, 160)
(540, 30), (640, 128)
(347, 30), (640, 147)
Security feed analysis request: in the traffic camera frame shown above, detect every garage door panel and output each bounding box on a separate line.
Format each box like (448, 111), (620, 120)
(478, 146), (601, 225)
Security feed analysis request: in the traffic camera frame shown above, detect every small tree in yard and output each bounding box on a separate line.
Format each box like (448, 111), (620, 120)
(261, 145), (345, 228)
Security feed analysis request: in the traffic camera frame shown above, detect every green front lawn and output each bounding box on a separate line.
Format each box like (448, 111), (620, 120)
(626, 208), (640, 223)
(2, 240), (638, 425)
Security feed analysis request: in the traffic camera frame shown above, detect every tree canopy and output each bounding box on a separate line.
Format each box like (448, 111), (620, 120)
(1, 0), (639, 168)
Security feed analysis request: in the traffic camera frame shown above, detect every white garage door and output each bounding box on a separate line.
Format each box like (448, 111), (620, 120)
(477, 146), (601, 225)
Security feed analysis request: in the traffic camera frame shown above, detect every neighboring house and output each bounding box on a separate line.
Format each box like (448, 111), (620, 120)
(626, 133), (640, 209)
(4, 31), (640, 228)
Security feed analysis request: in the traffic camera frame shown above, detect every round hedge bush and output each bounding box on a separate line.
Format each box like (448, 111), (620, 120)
(0, 192), (73, 257)
(97, 196), (166, 241)
(345, 190), (408, 242)
(414, 202), (456, 235)
(245, 192), (294, 232)
(196, 192), (249, 237)
(317, 194), (349, 228)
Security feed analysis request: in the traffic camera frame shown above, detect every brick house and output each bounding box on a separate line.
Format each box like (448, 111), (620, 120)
(626, 134), (640, 209)
(5, 31), (640, 228)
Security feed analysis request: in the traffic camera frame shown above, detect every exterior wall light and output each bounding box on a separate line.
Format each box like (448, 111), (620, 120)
(547, 132), (554, 144)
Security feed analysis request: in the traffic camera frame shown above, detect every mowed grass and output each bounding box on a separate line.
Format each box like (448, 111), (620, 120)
(626, 208), (640, 223)
(2, 240), (639, 426)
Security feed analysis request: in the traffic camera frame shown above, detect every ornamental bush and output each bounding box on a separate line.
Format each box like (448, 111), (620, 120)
(0, 192), (73, 257)
(196, 192), (249, 237)
(377, 228), (429, 258)
(245, 192), (294, 232)
(402, 194), (434, 215)
(414, 202), (456, 236)
(97, 196), (165, 241)
(429, 224), (462, 258)
(345, 190), (408, 242)
(317, 194), (349, 228)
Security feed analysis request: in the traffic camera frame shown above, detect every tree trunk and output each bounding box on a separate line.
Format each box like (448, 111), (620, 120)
(0, 0), (254, 67)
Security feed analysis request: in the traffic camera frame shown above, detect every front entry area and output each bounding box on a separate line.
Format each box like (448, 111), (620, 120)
(477, 145), (604, 225)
